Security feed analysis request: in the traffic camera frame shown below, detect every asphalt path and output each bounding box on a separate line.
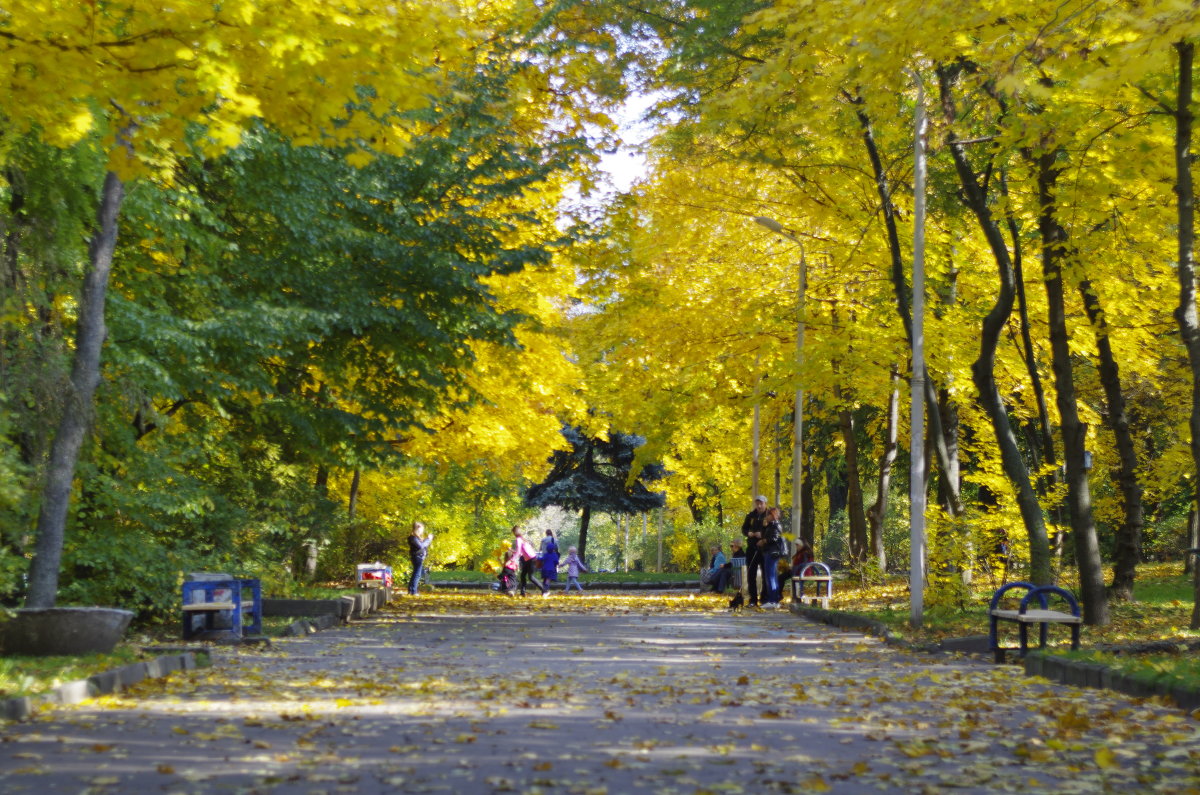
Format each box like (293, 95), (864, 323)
(1, 595), (1198, 794)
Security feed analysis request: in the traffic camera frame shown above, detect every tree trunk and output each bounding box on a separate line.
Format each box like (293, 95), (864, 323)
(838, 405), (869, 563)
(1002, 171), (1057, 466)
(938, 67), (1052, 585)
(1035, 153), (1109, 625)
(867, 369), (900, 571)
(686, 486), (706, 524)
(1189, 509), (1199, 576)
(304, 464), (330, 579)
(1077, 278), (1144, 600)
(801, 460), (815, 549)
(1173, 41), (1200, 607)
(854, 103), (963, 515)
(348, 468), (361, 521)
(25, 171), (125, 608)
(578, 504), (593, 563)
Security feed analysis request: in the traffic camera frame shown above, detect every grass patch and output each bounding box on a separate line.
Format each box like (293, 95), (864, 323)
(822, 562), (1199, 646)
(1053, 648), (1200, 692)
(0, 645), (148, 699)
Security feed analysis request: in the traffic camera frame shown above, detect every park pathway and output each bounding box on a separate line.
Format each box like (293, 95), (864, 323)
(1, 594), (1198, 794)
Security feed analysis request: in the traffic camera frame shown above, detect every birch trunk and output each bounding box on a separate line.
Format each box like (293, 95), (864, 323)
(25, 172), (125, 608)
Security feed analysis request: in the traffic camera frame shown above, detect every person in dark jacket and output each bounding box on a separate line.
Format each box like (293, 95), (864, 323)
(759, 506), (786, 607)
(741, 496), (770, 607)
(407, 521), (433, 595)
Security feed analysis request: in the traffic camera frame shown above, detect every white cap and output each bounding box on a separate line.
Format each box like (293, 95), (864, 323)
(754, 495), (767, 503)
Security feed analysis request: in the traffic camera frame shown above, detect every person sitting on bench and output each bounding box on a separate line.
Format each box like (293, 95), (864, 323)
(705, 545), (731, 593)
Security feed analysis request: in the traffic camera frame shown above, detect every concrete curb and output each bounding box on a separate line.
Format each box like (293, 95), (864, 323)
(1024, 651), (1200, 713)
(280, 613), (341, 637)
(264, 587), (393, 624)
(0, 650), (209, 722)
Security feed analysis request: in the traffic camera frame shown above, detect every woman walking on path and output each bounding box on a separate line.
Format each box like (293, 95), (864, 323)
(407, 522), (433, 595)
(560, 546), (588, 592)
(759, 507), (786, 608)
(510, 525), (547, 597)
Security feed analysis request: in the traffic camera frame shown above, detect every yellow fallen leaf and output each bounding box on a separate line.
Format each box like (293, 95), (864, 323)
(1095, 747), (1120, 769)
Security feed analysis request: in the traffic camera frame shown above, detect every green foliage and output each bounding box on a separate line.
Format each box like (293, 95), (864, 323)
(0, 60), (585, 615)
(525, 426), (668, 515)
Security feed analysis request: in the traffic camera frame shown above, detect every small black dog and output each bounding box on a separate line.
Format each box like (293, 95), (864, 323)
(728, 592), (744, 611)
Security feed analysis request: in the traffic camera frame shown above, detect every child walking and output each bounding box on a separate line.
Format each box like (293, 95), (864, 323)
(560, 546), (589, 592)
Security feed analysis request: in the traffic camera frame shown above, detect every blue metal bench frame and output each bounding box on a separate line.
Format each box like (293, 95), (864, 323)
(181, 578), (262, 640)
(988, 581), (1081, 662)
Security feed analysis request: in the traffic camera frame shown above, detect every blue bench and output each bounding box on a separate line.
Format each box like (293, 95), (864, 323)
(182, 578), (262, 640)
(988, 581), (1081, 662)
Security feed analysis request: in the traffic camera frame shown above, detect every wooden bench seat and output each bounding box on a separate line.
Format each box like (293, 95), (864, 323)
(792, 562), (833, 607)
(182, 602), (237, 612)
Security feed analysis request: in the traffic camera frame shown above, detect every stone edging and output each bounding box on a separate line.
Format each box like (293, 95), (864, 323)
(263, 586), (392, 624)
(0, 650), (208, 722)
(280, 613), (341, 637)
(1024, 652), (1200, 713)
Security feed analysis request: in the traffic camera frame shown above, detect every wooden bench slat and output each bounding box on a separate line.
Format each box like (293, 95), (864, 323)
(183, 602), (237, 611)
(990, 609), (1081, 624)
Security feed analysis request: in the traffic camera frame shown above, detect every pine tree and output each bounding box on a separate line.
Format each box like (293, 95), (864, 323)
(524, 426), (666, 562)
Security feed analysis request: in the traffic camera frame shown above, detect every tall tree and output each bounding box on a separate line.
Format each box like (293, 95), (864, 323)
(524, 426), (666, 562)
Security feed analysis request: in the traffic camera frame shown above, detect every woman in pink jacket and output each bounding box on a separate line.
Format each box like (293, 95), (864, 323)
(508, 525), (547, 597)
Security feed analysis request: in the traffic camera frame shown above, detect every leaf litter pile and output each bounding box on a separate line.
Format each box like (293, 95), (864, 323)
(0, 591), (1197, 794)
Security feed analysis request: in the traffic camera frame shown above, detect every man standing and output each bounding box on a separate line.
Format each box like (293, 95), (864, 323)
(408, 521), (433, 595)
(741, 495), (769, 607)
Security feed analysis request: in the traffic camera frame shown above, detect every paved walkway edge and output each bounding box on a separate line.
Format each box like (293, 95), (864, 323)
(0, 650), (210, 722)
(789, 603), (915, 648)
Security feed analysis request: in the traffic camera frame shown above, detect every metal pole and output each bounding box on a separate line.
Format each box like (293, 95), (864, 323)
(752, 399), (761, 499)
(909, 75), (929, 629)
(793, 253), (807, 546)
(751, 216), (807, 545)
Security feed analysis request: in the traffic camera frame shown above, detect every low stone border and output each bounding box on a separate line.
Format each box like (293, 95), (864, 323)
(1024, 651), (1200, 713)
(263, 587), (392, 623)
(0, 650), (208, 722)
(280, 613), (341, 637)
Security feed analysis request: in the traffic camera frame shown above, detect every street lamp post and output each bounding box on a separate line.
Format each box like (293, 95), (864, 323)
(753, 217), (806, 546)
(908, 73), (930, 629)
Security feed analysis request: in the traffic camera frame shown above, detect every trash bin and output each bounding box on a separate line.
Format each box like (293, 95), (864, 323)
(730, 556), (746, 593)
(356, 562), (393, 588)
